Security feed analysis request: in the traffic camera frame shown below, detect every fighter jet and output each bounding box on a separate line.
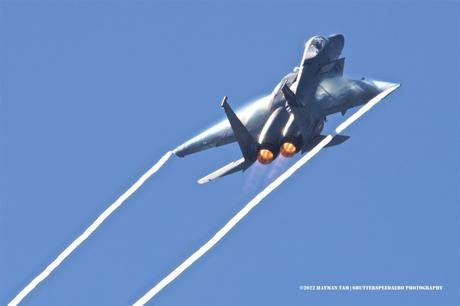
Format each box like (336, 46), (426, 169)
(173, 34), (399, 184)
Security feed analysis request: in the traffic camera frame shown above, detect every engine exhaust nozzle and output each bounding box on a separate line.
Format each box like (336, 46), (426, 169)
(280, 142), (297, 157)
(257, 149), (274, 164)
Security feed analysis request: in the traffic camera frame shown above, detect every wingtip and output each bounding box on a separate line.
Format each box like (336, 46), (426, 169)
(221, 96), (228, 108)
(387, 82), (401, 94)
(171, 147), (185, 157)
(220, 96), (228, 107)
(197, 178), (210, 184)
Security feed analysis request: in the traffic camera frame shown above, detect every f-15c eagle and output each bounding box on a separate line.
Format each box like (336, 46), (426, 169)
(173, 34), (399, 184)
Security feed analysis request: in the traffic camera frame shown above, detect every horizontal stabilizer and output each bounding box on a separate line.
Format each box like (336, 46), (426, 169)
(326, 134), (350, 147)
(302, 134), (350, 152)
(198, 158), (253, 184)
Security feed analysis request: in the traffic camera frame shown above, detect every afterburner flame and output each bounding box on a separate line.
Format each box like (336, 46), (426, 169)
(280, 142), (297, 157)
(257, 149), (274, 164)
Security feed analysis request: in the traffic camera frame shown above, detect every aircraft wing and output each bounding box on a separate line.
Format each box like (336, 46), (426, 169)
(197, 157), (252, 184)
(198, 82), (399, 185)
(318, 78), (398, 116)
(173, 96), (272, 158)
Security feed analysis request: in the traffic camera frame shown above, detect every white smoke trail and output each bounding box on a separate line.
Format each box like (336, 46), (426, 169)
(133, 135), (333, 306)
(335, 84), (400, 134)
(133, 84), (399, 306)
(8, 151), (174, 306)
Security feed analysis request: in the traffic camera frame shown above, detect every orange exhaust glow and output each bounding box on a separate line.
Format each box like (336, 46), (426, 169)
(257, 149), (274, 164)
(280, 142), (297, 157)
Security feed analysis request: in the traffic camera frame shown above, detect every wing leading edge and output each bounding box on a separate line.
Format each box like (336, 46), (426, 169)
(173, 95), (272, 158)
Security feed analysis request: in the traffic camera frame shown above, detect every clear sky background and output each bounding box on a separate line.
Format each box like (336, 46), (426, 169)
(1, 1), (459, 305)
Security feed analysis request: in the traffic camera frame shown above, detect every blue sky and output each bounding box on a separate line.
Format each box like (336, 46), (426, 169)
(1, 1), (459, 305)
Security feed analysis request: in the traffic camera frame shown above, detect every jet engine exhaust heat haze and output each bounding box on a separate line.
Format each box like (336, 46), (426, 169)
(173, 34), (399, 184)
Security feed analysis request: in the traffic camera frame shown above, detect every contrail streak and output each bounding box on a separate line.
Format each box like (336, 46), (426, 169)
(8, 151), (174, 306)
(133, 137), (333, 306)
(133, 84), (399, 306)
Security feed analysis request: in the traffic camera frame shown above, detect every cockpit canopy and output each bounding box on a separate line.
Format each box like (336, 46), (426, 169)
(303, 36), (328, 60)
